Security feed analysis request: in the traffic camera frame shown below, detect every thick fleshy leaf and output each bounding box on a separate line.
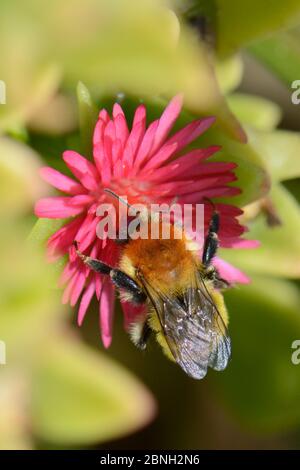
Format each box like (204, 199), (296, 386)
(28, 93), (77, 136)
(193, 126), (270, 207)
(215, 0), (300, 57)
(212, 277), (300, 432)
(248, 127), (300, 181)
(0, 220), (63, 350)
(219, 184), (300, 277)
(215, 55), (244, 94)
(77, 82), (98, 160)
(31, 336), (156, 445)
(0, 137), (46, 215)
(28, 218), (67, 276)
(248, 26), (300, 86)
(227, 94), (282, 131)
(0, 0), (245, 141)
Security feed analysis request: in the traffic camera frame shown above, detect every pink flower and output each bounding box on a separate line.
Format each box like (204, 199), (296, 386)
(35, 95), (255, 347)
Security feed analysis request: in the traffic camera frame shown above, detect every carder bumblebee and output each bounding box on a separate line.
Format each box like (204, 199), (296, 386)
(74, 191), (231, 380)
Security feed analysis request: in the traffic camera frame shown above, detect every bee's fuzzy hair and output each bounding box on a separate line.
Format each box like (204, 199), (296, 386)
(129, 316), (148, 349)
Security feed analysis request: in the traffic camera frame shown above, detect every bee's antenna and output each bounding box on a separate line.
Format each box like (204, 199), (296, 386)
(104, 188), (131, 208)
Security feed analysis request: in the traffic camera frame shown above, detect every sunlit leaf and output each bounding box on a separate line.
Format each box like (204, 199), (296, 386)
(28, 93), (77, 136)
(215, 0), (300, 57)
(31, 336), (156, 445)
(28, 218), (67, 278)
(215, 55), (244, 95)
(220, 184), (300, 277)
(0, 220), (63, 353)
(0, 0), (244, 141)
(227, 94), (282, 131)
(195, 126), (270, 207)
(248, 26), (300, 85)
(248, 127), (300, 181)
(77, 82), (98, 160)
(0, 137), (46, 215)
(213, 277), (300, 432)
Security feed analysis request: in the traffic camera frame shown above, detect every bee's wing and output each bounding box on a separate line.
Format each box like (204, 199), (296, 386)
(138, 273), (231, 380)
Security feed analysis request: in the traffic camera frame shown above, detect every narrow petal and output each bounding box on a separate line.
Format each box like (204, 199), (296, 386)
(39, 167), (84, 195)
(213, 257), (250, 284)
(223, 238), (260, 249)
(93, 117), (106, 146)
(35, 195), (93, 218)
(74, 213), (99, 252)
(164, 116), (215, 155)
(63, 150), (99, 191)
(142, 142), (178, 172)
(179, 186), (241, 202)
(113, 109), (129, 149)
(152, 174), (237, 197)
(62, 271), (80, 305)
(99, 280), (115, 348)
(47, 217), (84, 260)
(123, 119), (146, 171)
(150, 94), (183, 155)
(70, 270), (87, 307)
(147, 146), (223, 181)
(134, 120), (159, 169)
(78, 279), (96, 326)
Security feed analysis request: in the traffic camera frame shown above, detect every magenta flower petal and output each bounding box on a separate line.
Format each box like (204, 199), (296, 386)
(134, 119), (159, 168)
(78, 280), (96, 326)
(148, 146), (222, 181)
(213, 257), (250, 284)
(70, 270), (87, 307)
(113, 107), (129, 147)
(150, 94), (183, 155)
(39, 167), (85, 195)
(122, 115), (146, 171)
(63, 150), (99, 191)
(35, 195), (93, 218)
(165, 116), (216, 155)
(99, 280), (115, 348)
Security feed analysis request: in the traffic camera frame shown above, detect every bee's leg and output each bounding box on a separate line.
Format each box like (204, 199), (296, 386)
(130, 318), (152, 350)
(74, 242), (146, 304)
(202, 210), (219, 267)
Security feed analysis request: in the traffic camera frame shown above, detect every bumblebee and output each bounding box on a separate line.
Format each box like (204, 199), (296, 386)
(75, 194), (231, 380)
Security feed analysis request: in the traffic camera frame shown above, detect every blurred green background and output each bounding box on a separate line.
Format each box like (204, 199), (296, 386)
(1, 0), (300, 449)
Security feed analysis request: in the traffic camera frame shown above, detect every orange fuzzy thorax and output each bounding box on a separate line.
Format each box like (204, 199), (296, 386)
(119, 222), (200, 295)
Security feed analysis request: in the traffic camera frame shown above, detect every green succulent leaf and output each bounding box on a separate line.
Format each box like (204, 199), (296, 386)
(213, 277), (300, 432)
(220, 184), (300, 277)
(248, 127), (300, 181)
(227, 94), (282, 132)
(77, 82), (98, 160)
(28, 218), (67, 278)
(215, 55), (244, 95)
(0, 0), (245, 142)
(0, 137), (45, 216)
(248, 26), (300, 86)
(31, 336), (156, 445)
(215, 0), (300, 57)
(194, 126), (270, 207)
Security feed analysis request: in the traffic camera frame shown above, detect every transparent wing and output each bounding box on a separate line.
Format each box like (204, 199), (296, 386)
(138, 272), (231, 380)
